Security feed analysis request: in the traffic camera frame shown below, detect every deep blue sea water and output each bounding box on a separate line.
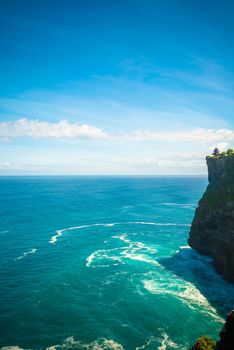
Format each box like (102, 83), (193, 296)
(1, 176), (234, 350)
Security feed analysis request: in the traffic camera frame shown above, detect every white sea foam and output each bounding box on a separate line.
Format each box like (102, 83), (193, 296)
(86, 247), (123, 267)
(1, 347), (25, 350)
(121, 205), (133, 212)
(157, 332), (179, 350)
(179, 245), (191, 249)
(135, 336), (157, 350)
(48, 336), (125, 350)
(159, 203), (195, 209)
(126, 222), (190, 227)
(135, 333), (178, 350)
(119, 238), (159, 266)
(50, 221), (190, 245)
(143, 276), (224, 323)
(50, 230), (63, 244)
(0, 334), (182, 350)
(16, 248), (38, 260)
(113, 233), (157, 254)
(158, 333), (169, 350)
(87, 233), (160, 268)
(123, 253), (160, 266)
(49, 223), (117, 244)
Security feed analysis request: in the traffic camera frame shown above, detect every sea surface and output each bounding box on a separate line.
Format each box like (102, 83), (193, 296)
(1, 176), (234, 350)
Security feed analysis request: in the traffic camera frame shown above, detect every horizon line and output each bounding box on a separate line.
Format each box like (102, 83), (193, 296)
(0, 174), (208, 177)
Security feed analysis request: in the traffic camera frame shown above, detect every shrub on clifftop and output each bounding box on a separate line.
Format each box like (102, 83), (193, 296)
(207, 147), (234, 159)
(226, 148), (234, 155)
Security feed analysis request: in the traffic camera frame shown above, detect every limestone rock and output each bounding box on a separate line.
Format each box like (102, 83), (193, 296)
(188, 153), (234, 282)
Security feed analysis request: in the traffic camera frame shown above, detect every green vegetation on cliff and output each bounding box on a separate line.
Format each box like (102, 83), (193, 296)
(201, 177), (234, 210)
(200, 151), (234, 210)
(206, 148), (234, 160)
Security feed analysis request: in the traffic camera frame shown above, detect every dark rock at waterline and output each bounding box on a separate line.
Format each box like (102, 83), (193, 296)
(216, 310), (234, 350)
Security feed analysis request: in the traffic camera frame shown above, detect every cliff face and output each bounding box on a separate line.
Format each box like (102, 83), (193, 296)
(188, 153), (234, 282)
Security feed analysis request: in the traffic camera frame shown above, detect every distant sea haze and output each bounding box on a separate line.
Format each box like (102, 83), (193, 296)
(1, 176), (234, 350)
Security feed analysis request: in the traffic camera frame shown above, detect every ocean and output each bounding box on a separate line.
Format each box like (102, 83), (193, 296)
(1, 176), (234, 350)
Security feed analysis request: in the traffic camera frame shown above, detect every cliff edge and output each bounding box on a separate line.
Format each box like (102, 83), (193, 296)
(188, 152), (234, 282)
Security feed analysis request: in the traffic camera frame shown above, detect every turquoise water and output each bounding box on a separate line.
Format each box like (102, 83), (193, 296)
(1, 176), (234, 350)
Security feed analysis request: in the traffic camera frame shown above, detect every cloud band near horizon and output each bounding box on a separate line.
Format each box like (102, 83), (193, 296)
(0, 118), (233, 145)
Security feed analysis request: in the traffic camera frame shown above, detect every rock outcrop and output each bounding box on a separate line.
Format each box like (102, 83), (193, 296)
(190, 310), (234, 350)
(216, 310), (234, 350)
(188, 153), (234, 282)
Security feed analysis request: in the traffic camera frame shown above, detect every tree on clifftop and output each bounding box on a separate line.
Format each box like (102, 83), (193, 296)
(226, 148), (234, 155)
(212, 148), (220, 156)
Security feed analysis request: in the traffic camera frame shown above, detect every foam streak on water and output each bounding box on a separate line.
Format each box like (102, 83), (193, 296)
(49, 222), (190, 245)
(1, 176), (234, 350)
(15, 249), (38, 260)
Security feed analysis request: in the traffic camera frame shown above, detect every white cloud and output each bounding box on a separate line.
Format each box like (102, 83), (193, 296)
(0, 162), (11, 168)
(209, 142), (229, 152)
(127, 128), (234, 143)
(108, 152), (205, 166)
(1, 152), (206, 176)
(0, 162), (24, 171)
(0, 119), (108, 140)
(1, 119), (234, 147)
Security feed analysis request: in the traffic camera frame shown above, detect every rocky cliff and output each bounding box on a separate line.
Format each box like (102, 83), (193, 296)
(188, 153), (234, 282)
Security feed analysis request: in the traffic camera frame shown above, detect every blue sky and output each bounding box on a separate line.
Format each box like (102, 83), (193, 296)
(1, 0), (234, 175)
